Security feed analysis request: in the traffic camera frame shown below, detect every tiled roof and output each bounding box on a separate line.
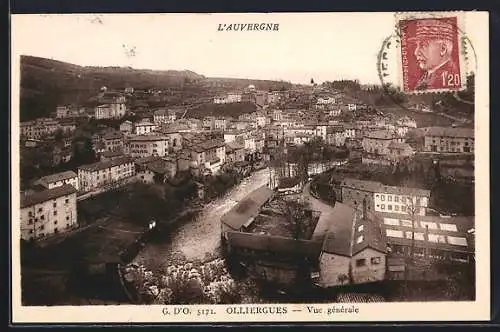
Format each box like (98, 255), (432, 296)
(388, 141), (412, 150)
(351, 211), (387, 255)
(21, 184), (77, 208)
(102, 131), (124, 140)
(78, 156), (134, 172)
(363, 130), (396, 140)
(193, 139), (225, 153)
(127, 135), (168, 142)
(422, 126), (474, 138)
(319, 203), (356, 257)
(341, 178), (430, 197)
(34, 171), (77, 185)
(226, 231), (322, 260)
(221, 186), (274, 230)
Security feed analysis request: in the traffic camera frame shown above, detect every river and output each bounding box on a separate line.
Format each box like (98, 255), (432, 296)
(132, 168), (272, 271)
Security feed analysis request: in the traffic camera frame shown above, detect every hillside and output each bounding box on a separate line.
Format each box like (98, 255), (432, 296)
(19, 55), (206, 121)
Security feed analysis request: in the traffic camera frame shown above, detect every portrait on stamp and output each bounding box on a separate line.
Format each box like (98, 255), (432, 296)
(399, 17), (462, 93)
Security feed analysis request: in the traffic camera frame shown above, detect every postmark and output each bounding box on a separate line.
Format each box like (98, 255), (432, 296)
(396, 12), (467, 94)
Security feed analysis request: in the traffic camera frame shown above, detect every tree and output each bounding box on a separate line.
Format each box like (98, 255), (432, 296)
(277, 197), (313, 240)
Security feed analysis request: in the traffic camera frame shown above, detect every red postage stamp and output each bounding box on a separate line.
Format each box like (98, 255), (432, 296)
(398, 14), (466, 93)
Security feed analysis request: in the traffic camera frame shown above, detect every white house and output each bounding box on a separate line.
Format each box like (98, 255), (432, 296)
(33, 170), (79, 191)
(20, 184), (78, 241)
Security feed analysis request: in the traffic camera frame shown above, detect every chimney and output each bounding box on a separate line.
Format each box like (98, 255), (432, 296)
(362, 198), (367, 221)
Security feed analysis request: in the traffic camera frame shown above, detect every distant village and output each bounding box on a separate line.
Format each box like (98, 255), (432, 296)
(19, 80), (475, 300)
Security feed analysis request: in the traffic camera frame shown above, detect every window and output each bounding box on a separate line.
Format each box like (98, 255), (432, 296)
(394, 196), (399, 203)
(40, 225), (45, 230)
(40, 215), (45, 220)
(371, 257), (381, 265)
(29, 229), (33, 234)
(358, 225), (364, 232)
(388, 196), (392, 202)
(66, 216), (69, 221)
(356, 235), (364, 244)
(38, 207), (43, 212)
(401, 196), (406, 203)
(401, 205), (407, 212)
(381, 204), (385, 210)
(381, 195), (385, 201)
(65, 198), (69, 204)
(388, 205), (392, 210)
(355, 259), (366, 267)
(53, 211), (57, 216)
(28, 211), (33, 217)
(28, 219), (33, 225)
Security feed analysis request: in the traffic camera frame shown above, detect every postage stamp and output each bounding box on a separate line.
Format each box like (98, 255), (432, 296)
(397, 12), (467, 94)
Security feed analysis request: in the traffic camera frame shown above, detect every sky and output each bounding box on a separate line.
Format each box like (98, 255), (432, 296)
(12, 13), (407, 84)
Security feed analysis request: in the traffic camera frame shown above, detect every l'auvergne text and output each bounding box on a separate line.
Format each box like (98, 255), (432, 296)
(217, 23), (279, 31)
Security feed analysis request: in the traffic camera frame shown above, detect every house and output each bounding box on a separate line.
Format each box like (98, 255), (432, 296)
(20, 119), (61, 140)
(102, 131), (124, 152)
(220, 186), (274, 235)
(227, 92), (242, 103)
(120, 120), (134, 134)
(225, 142), (246, 164)
(153, 109), (177, 124)
(134, 119), (157, 135)
(224, 130), (245, 144)
(33, 171), (79, 191)
(126, 135), (170, 158)
(225, 231), (322, 287)
(339, 178), (431, 216)
(326, 125), (346, 146)
(100, 150), (125, 162)
(94, 101), (126, 119)
(190, 139), (226, 175)
(77, 156), (136, 192)
(124, 86), (134, 94)
(214, 117), (227, 131)
(56, 105), (70, 118)
(387, 142), (414, 160)
(317, 201), (387, 287)
(362, 130), (403, 155)
(20, 184), (78, 241)
(422, 127), (474, 153)
(94, 93), (127, 119)
(158, 127), (183, 152)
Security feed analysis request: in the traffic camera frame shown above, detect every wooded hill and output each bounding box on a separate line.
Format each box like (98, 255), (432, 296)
(19, 55), (206, 121)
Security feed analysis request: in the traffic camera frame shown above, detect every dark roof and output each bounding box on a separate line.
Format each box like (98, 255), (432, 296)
(363, 130), (396, 140)
(146, 159), (176, 174)
(278, 177), (300, 189)
(21, 184), (77, 208)
(78, 156), (134, 172)
(388, 141), (412, 150)
(134, 156), (162, 166)
(34, 170), (77, 185)
(226, 231), (322, 260)
(422, 126), (474, 138)
(101, 150), (124, 158)
(352, 211), (387, 255)
(102, 131), (124, 140)
(341, 178), (430, 197)
(221, 186), (274, 230)
(226, 141), (244, 152)
(315, 203), (356, 256)
(193, 139), (225, 153)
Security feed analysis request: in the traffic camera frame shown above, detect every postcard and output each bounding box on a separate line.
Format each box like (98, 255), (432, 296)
(10, 11), (490, 323)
